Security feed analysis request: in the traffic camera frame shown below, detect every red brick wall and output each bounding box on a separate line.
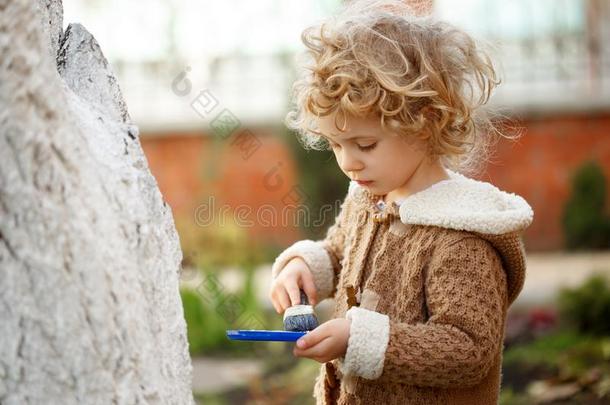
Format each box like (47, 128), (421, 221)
(140, 133), (208, 214)
(141, 128), (302, 247)
(480, 112), (610, 251)
(141, 112), (610, 251)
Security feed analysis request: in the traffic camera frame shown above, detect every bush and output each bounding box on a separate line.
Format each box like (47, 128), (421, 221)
(503, 329), (584, 368)
(282, 126), (349, 240)
(175, 212), (277, 270)
(181, 288), (207, 354)
(562, 160), (610, 250)
(557, 275), (610, 336)
(501, 276), (610, 403)
(180, 266), (271, 357)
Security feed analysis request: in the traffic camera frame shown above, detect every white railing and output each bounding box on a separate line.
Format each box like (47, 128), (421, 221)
(435, 0), (610, 113)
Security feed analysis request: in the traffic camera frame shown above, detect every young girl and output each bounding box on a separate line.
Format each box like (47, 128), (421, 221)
(269, 1), (533, 404)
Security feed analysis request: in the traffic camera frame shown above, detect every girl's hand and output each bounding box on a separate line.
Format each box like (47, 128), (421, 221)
(293, 318), (351, 363)
(269, 257), (318, 314)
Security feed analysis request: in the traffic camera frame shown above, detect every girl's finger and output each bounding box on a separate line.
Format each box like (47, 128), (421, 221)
(295, 336), (331, 358)
(272, 298), (281, 314)
(300, 271), (317, 306)
(268, 288), (277, 310)
(298, 322), (328, 349)
(297, 327), (328, 351)
(286, 280), (302, 306)
(278, 288), (292, 313)
(311, 356), (328, 363)
(269, 289), (281, 314)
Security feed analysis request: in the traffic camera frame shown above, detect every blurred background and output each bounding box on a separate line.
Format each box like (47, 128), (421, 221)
(64, 0), (610, 404)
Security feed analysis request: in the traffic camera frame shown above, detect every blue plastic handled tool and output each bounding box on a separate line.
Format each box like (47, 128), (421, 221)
(226, 330), (307, 342)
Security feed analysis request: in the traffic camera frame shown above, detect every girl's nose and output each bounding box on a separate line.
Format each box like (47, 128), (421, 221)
(339, 151), (364, 172)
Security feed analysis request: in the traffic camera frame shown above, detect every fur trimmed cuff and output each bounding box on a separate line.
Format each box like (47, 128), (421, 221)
(270, 240), (335, 301)
(339, 307), (390, 380)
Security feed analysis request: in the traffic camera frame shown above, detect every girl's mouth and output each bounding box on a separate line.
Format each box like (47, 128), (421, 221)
(357, 180), (373, 186)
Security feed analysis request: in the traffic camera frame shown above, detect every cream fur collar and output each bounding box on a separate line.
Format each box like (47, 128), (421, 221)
(349, 169), (534, 235)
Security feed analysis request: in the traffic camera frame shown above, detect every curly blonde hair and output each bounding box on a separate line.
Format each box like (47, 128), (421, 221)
(285, 0), (513, 174)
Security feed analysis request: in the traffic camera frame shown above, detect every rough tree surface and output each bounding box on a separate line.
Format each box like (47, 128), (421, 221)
(0, 1), (194, 403)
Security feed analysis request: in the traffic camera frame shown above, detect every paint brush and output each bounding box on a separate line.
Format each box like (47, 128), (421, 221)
(283, 289), (319, 332)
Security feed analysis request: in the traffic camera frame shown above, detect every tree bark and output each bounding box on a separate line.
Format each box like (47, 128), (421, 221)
(0, 1), (194, 403)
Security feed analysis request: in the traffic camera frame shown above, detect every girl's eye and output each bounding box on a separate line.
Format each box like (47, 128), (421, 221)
(327, 142), (376, 151)
(358, 143), (377, 151)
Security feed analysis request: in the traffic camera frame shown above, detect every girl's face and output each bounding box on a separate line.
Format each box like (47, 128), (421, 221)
(317, 113), (430, 197)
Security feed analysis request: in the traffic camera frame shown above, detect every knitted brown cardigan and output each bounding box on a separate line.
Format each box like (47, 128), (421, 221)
(271, 170), (534, 405)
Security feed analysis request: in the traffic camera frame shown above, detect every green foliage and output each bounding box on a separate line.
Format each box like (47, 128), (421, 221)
(502, 328), (610, 373)
(503, 329), (585, 368)
(557, 275), (610, 336)
(502, 275), (610, 402)
(281, 126), (349, 240)
(557, 336), (610, 379)
(562, 160), (610, 250)
(247, 355), (322, 405)
(176, 212), (277, 269)
(499, 387), (531, 405)
(180, 267), (271, 357)
(502, 328), (610, 402)
(181, 289), (206, 353)
(194, 393), (227, 405)
(181, 286), (227, 356)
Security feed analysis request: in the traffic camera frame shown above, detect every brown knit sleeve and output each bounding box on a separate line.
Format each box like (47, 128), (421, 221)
(379, 236), (508, 388)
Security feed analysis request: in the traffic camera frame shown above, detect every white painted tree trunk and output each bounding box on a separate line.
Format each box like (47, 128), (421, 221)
(0, 1), (194, 403)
